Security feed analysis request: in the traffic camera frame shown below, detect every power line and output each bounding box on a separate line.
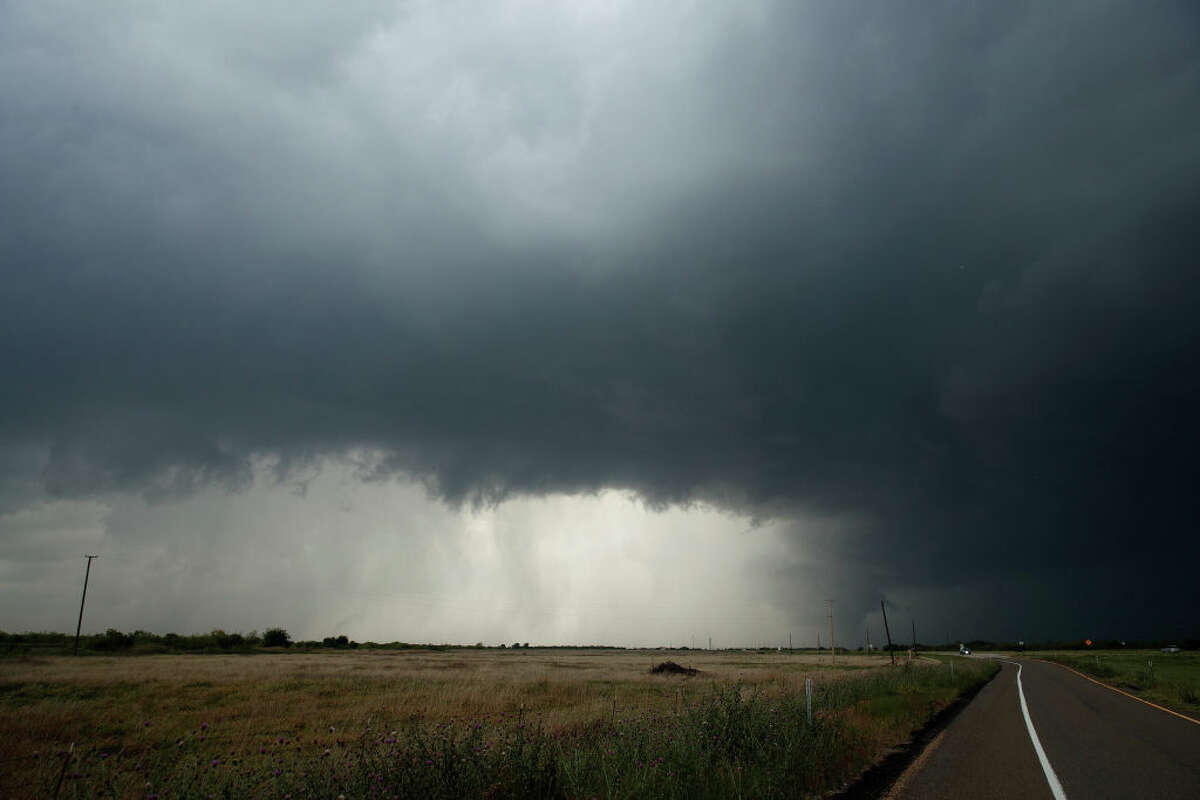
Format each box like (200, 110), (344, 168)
(881, 598), (895, 666)
(826, 599), (835, 665)
(74, 555), (98, 654)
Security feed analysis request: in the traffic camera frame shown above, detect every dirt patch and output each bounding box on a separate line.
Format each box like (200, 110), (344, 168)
(649, 661), (700, 676)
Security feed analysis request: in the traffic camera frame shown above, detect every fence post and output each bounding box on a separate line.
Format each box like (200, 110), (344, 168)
(805, 677), (813, 726)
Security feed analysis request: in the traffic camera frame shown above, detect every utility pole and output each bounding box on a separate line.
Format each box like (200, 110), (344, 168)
(708, 635), (712, 651)
(911, 619), (917, 652)
(789, 632), (793, 651)
(881, 599), (895, 666)
(826, 599), (835, 664)
(866, 625), (872, 654)
(74, 555), (98, 654)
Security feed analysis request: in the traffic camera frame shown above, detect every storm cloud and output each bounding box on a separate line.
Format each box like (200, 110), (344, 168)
(2, 1), (1198, 642)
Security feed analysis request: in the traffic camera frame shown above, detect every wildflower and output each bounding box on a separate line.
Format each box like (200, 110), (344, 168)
(201, 722), (208, 730)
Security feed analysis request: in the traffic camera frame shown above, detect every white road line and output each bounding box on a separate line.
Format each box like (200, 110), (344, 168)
(1015, 661), (1069, 800)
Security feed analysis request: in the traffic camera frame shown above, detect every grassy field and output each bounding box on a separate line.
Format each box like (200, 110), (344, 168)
(0, 648), (995, 799)
(1034, 649), (1200, 717)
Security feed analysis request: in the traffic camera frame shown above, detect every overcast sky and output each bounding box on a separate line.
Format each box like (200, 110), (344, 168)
(2, 1), (1198, 646)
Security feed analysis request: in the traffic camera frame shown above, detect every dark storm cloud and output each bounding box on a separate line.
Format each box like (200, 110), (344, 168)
(2, 1), (1198, 638)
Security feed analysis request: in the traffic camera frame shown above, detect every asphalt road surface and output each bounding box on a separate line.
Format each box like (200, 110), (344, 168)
(886, 658), (1200, 799)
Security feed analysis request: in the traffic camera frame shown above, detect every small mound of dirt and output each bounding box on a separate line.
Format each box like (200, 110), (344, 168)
(649, 661), (699, 676)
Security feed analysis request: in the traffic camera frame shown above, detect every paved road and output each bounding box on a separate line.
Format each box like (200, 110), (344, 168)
(887, 658), (1200, 799)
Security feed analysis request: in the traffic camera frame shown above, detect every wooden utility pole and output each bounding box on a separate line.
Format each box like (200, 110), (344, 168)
(866, 625), (872, 654)
(789, 632), (793, 651)
(74, 555), (98, 654)
(827, 600), (835, 664)
(881, 599), (895, 665)
(911, 619), (917, 651)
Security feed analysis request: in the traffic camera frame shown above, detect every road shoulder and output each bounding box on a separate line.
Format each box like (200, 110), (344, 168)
(832, 662), (999, 800)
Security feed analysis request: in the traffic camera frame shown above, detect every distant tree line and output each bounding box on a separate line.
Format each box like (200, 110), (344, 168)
(14, 629), (1183, 655)
(0, 629), (601, 655)
(914, 638), (1200, 652)
(0, 629), (275, 653)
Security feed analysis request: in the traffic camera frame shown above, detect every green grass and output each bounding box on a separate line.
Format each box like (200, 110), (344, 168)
(1038, 650), (1200, 716)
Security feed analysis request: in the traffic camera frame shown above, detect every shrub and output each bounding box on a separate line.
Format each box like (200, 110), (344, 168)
(90, 628), (134, 651)
(262, 627), (292, 648)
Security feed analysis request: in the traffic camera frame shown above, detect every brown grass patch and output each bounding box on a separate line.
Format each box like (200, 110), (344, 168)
(0, 649), (877, 755)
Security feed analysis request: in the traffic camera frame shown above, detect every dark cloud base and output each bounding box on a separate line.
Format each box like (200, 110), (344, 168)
(2, 1), (1198, 639)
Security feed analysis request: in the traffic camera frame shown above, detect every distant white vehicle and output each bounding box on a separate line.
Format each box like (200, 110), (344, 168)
(1161, 645), (1181, 654)
(959, 644), (971, 656)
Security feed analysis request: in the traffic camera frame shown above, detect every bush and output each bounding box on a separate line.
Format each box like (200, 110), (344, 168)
(262, 627), (292, 648)
(211, 629), (242, 649)
(90, 628), (134, 651)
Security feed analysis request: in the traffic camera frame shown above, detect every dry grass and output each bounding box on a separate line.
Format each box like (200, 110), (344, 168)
(0, 649), (992, 798)
(0, 649), (878, 759)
